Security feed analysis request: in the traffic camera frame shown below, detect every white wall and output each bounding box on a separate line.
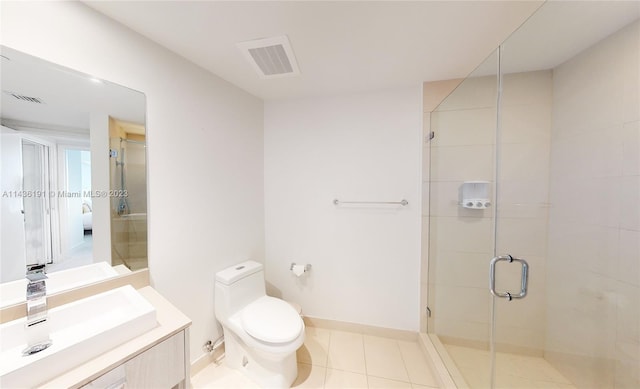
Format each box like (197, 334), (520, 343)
(89, 114), (111, 264)
(264, 87), (422, 331)
(0, 1), (264, 363)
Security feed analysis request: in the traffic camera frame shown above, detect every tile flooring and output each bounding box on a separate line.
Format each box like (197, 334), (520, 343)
(191, 327), (440, 388)
(444, 344), (577, 389)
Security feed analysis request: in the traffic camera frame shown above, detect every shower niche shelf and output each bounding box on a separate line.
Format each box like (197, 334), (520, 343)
(459, 181), (491, 209)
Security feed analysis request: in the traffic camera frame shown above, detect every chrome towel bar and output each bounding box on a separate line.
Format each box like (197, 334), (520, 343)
(333, 199), (408, 206)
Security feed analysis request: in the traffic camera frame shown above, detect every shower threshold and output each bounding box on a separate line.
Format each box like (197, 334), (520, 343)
(420, 334), (576, 389)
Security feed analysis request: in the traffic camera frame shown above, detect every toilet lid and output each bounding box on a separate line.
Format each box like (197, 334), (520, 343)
(242, 296), (302, 343)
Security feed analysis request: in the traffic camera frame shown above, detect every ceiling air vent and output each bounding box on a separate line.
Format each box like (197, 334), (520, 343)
(4, 91), (44, 104)
(237, 35), (300, 79)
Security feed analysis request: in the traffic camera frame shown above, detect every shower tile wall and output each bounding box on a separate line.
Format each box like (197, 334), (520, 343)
(426, 70), (553, 354)
(545, 21), (639, 389)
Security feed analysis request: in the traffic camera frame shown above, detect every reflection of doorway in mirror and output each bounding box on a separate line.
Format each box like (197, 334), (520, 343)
(0, 130), (61, 282)
(47, 148), (93, 273)
(21, 139), (54, 266)
(2, 132), (95, 277)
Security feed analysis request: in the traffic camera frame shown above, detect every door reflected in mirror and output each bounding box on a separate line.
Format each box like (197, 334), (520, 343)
(0, 45), (147, 305)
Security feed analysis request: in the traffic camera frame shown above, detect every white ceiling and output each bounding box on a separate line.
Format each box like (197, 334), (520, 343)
(501, 1), (640, 74)
(469, 1), (640, 77)
(84, 1), (545, 101)
(3, 2), (636, 134)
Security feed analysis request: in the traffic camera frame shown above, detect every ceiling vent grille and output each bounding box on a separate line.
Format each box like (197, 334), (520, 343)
(237, 36), (300, 79)
(4, 91), (44, 104)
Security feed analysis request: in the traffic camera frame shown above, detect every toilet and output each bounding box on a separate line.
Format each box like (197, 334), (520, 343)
(215, 260), (305, 388)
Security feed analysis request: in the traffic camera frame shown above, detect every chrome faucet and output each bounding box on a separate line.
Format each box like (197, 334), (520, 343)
(23, 264), (52, 355)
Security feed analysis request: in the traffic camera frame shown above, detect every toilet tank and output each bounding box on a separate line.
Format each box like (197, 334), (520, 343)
(215, 261), (266, 321)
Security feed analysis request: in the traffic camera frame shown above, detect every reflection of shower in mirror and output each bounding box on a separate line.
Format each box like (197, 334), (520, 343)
(108, 118), (147, 271)
(112, 137), (146, 216)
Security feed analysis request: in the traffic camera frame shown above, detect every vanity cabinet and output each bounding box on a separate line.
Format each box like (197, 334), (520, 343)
(82, 330), (187, 389)
(124, 331), (186, 388)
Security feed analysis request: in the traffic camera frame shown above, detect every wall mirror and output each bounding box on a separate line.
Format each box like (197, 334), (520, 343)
(0, 46), (148, 306)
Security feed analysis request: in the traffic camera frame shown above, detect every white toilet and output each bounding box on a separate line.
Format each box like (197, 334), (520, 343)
(215, 260), (305, 388)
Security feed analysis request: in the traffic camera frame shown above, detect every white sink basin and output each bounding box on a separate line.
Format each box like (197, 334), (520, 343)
(0, 285), (157, 388)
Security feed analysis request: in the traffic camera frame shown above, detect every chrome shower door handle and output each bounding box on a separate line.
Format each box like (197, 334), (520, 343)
(489, 255), (529, 301)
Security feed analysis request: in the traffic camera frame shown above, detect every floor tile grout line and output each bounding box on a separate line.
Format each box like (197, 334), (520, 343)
(323, 330), (332, 388)
(367, 373), (412, 385)
(363, 334), (420, 387)
(394, 339), (415, 386)
(361, 332), (369, 388)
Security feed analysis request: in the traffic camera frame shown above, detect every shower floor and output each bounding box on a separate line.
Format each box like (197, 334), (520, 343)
(444, 344), (576, 389)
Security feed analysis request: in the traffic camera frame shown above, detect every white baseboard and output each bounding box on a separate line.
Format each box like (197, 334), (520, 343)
(302, 316), (417, 341)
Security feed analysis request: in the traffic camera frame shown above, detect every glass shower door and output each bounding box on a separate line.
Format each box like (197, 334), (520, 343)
(426, 46), (565, 388)
(426, 49), (499, 388)
(487, 41), (558, 387)
(426, 45), (566, 389)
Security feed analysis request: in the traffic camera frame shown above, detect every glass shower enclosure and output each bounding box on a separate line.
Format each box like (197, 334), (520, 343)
(425, 2), (639, 388)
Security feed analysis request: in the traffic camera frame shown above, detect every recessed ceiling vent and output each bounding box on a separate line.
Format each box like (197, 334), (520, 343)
(3, 91), (44, 104)
(237, 35), (300, 79)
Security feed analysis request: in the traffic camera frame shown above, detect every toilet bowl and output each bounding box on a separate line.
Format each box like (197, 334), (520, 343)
(215, 261), (305, 388)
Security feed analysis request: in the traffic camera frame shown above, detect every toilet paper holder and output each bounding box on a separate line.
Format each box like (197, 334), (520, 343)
(290, 263), (312, 272)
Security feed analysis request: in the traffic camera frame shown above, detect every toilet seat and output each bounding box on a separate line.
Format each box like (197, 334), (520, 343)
(241, 296), (303, 344)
